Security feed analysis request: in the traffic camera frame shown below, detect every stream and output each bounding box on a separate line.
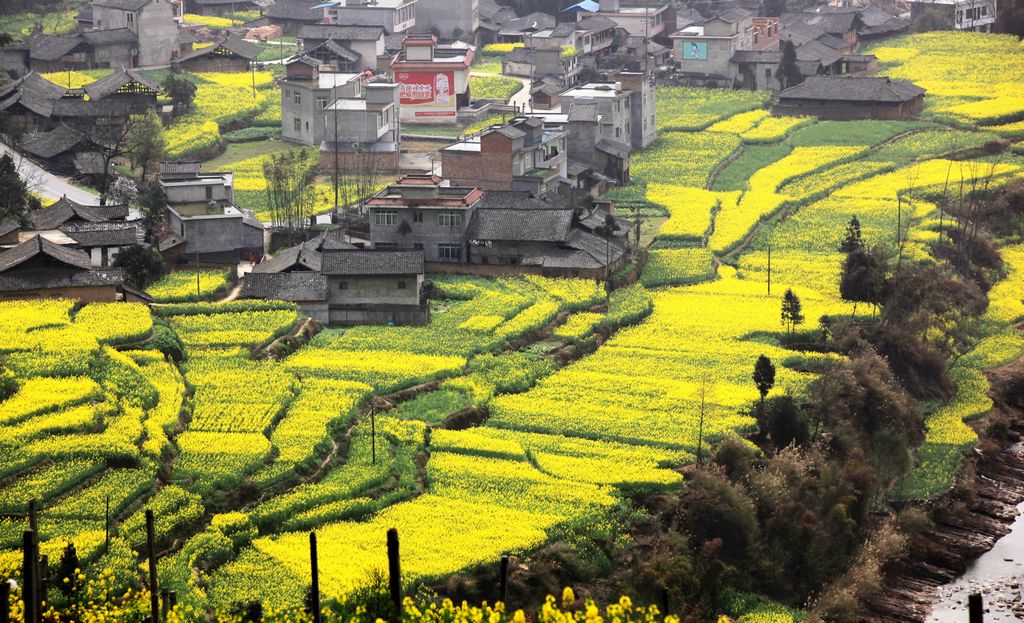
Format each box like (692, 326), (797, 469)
(928, 446), (1024, 622)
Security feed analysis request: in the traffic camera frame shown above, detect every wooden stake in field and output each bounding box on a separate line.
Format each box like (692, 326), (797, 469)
(21, 530), (37, 623)
(387, 528), (401, 622)
(310, 532), (321, 623)
(969, 593), (983, 623)
(0, 576), (10, 623)
(499, 555), (509, 606)
(145, 510), (159, 623)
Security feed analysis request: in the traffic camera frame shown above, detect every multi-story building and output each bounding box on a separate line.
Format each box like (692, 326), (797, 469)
(297, 25), (386, 71)
(441, 116), (568, 195)
(595, 0), (667, 38)
(89, 0), (180, 67)
(321, 82), (402, 172)
(390, 35), (473, 124)
(366, 174), (484, 263)
(616, 71), (656, 149)
(414, 0), (479, 41)
(908, 0), (997, 31)
(159, 161), (263, 259)
(670, 8), (755, 85)
(320, 0), (417, 34)
(558, 81), (633, 146)
(280, 53), (363, 145)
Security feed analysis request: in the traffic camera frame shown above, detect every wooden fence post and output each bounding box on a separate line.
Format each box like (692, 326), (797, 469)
(38, 555), (48, 613)
(387, 528), (401, 622)
(310, 532), (321, 623)
(1, 578), (10, 623)
(499, 555), (508, 606)
(145, 510), (159, 623)
(969, 593), (983, 623)
(22, 531), (36, 623)
(161, 589), (169, 622)
(105, 496), (110, 556)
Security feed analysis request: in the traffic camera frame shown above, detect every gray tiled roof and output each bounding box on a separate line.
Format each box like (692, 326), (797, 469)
(174, 36), (262, 63)
(596, 137), (630, 159)
(777, 76), (925, 103)
(20, 125), (85, 159)
(576, 15), (617, 32)
(321, 249), (424, 275)
(267, 0), (323, 22)
(159, 161), (202, 177)
(299, 24), (385, 42)
(73, 152), (109, 176)
(0, 267), (123, 291)
(712, 7), (752, 23)
(242, 272), (328, 301)
(468, 208), (572, 242)
(567, 100), (598, 122)
(91, 0), (153, 9)
(29, 34), (86, 62)
(0, 234), (94, 273)
(61, 221), (144, 247)
(83, 67), (159, 100)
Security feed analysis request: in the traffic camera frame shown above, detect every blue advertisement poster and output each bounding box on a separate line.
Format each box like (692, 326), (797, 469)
(683, 41), (709, 60)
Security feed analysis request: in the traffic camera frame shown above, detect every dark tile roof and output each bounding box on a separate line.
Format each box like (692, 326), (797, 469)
(731, 49), (782, 64)
(320, 40), (360, 62)
(26, 196), (110, 229)
(252, 239), (324, 273)
(76, 7), (94, 21)
(778, 76), (925, 102)
(0, 234), (94, 272)
(712, 7), (752, 23)
(549, 23), (578, 38)
(83, 67), (159, 100)
(91, 0), (153, 9)
(563, 226), (627, 264)
(505, 47), (534, 63)
(60, 221), (143, 247)
(267, 0), (323, 22)
(502, 12), (556, 33)
(0, 266), (123, 291)
(567, 99), (598, 122)
(20, 125), (85, 159)
(82, 28), (138, 46)
(81, 204), (129, 220)
(299, 24), (385, 42)
(29, 34), (86, 62)
(159, 161), (202, 177)
(242, 272), (327, 301)
(576, 15), (617, 32)
(174, 36), (262, 63)
(321, 249), (424, 275)
(596, 137), (630, 159)
(51, 97), (138, 118)
(468, 207), (572, 242)
(796, 39), (843, 66)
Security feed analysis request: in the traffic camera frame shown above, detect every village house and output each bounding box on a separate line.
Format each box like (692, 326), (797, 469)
(89, 0), (181, 67)
(503, 47), (581, 89)
(390, 35), (473, 124)
(593, 0), (668, 39)
(364, 174), (631, 277)
(477, 0), (518, 45)
(908, 0), (996, 31)
(0, 196), (133, 262)
(320, 82), (402, 173)
(561, 100), (630, 189)
(0, 235), (124, 302)
(558, 74), (657, 151)
(158, 161), (264, 260)
(414, 0), (480, 41)
(171, 36), (261, 72)
(495, 12), (557, 44)
(320, 249), (427, 325)
(280, 53), (364, 146)
(670, 8), (762, 87)
(319, 0), (418, 34)
(773, 75), (925, 120)
(366, 174), (483, 262)
(265, 0), (324, 37)
(298, 25), (386, 71)
(441, 116), (568, 195)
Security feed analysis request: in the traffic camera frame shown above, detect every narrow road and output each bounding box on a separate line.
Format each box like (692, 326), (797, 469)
(470, 71), (534, 112)
(0, 142), (100, 205)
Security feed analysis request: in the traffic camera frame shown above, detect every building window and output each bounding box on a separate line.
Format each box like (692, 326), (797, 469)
(316, 97), (328, 109)
(765, 67), (772, 80)
(413, 210), (423, 223)
(305, 121), (309, 131)
(413, 242), (424, 250)
(293, 92), (301, 105)
(374, 209), (397, 225)
(126, 11), (134, 23)
(438, 211), (463, 227)
(397, 280), (407, 289)
(337, 281), (348, 290)
(615, 127), (621, 138)
(437, 243), (460, 261)
(293, 118), (301, 131)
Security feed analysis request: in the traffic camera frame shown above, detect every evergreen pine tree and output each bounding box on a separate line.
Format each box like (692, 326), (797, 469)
(781, 289), (804, 334)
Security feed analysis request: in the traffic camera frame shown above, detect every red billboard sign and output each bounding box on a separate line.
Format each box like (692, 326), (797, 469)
(396, 71), (455, 111)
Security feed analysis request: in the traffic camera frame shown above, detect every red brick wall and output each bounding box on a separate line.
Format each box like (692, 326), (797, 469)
(441, 149), (513, 190)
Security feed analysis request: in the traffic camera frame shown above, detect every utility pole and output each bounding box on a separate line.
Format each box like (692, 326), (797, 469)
(696, 377), (707, 465)
(333, 80), (339, 211)
(766, 243), (771, 295)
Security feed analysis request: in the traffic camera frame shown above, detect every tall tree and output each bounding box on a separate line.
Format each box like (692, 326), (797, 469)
(126, 109), (165, 181)
(263, 148), (321, 237)
(839, 215), (864, 253)
(113, 244), (164, 287)
(0, 152), (38, 224)
(753, 354), (776, 414)
(840, 245), (887, 317)
(778, 40), (803, 90)
(162, 74), (197, 117)
(138, 182), (168, 242)
(996, 0), (1024, 37)
(781, 288), (804, 334)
